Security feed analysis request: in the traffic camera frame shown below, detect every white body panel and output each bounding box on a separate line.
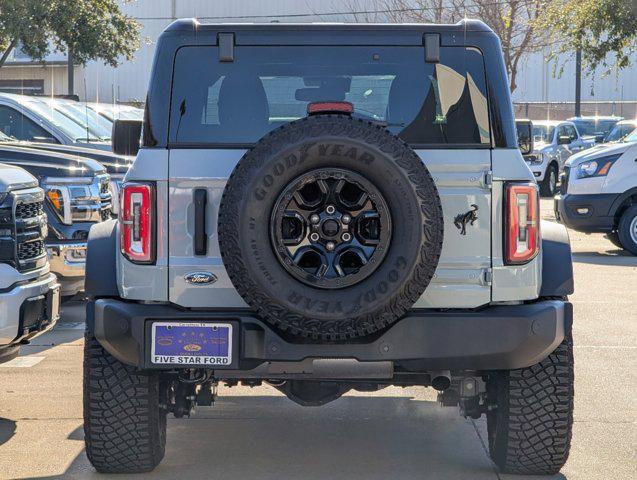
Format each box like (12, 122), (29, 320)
(163, 148), (493, 309)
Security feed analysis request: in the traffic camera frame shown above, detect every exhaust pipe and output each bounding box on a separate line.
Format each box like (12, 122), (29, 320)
(431, 370), (451, 391)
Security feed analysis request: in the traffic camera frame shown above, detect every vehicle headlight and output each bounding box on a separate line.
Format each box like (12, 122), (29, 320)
(42, 176), (93, 225)
(575, 154), (621, 178)
(525, 153), (544, 164)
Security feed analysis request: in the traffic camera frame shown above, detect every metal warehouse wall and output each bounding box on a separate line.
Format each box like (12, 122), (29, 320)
(80, 0), (637, 107)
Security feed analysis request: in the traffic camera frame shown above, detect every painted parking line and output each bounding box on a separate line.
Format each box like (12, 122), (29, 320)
(0, 356), (45, 368)
(55, 322), (86, 330)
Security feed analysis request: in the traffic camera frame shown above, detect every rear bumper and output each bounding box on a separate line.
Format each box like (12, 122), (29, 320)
(88, 298), (571, 373)
(0, 273), (60, 354)
(554, 193), (618, 233)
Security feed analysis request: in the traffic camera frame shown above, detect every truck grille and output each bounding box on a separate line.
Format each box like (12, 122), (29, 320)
(15, 201), (44, 220)
(18, 239), (44, 261)
(0, 189), (48, 272)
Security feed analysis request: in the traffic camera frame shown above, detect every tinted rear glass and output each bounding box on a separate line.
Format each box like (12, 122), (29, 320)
(169, 46), (490, 146)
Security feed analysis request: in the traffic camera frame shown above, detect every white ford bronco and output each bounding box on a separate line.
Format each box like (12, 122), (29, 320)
(84, 20), (575, 475)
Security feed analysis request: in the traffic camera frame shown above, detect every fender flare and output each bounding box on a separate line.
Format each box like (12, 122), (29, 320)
(609, 187), (637, 218)
(540, 220), (574, 297)
(85, 219), (119, 298)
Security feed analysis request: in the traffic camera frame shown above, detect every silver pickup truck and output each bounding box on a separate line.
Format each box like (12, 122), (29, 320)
(0, 163), (60, 364)
(520, 120), (594, 196)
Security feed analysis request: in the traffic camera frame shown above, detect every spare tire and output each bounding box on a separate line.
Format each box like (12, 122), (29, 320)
(218, 115), (443, 340)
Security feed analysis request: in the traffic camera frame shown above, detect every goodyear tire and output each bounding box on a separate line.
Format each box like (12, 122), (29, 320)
(218, 115), (443, 340)
(83, 333), (166, 473)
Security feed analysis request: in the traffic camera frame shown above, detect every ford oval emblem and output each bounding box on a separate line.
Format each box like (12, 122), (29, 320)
(184, 272), (217, 285)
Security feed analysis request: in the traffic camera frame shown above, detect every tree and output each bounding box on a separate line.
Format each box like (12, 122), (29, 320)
(339, 0), (550, 93)
(0, 0), (140, 68)
(540, 0), (637, 72)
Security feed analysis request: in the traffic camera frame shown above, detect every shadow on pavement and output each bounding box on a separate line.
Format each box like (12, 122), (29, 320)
(32, 394), (568, 480)
(572, 251), (637, 266)
(0, 417), (16, 448)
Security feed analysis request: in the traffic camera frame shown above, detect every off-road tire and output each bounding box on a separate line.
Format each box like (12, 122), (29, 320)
(487, 322), (574, 475)
(83, 332), (166, 473)
(539, 162), (558, 197)
(218, 114), (443, 341)
(617, 205), (637, 255)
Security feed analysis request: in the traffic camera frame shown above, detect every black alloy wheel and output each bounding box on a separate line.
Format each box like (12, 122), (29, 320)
(271, 168), (391, 289)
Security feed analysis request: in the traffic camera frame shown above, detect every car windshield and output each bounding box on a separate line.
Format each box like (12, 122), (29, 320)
(532, 125), (555, 143)
(50, 102), (112, 140)
(0, 130), (15, 141)
(606, 123), (637, 142)
(622, 129), (637, 143)
(22, 99), (102, 142)
(572, 119), (618, 137)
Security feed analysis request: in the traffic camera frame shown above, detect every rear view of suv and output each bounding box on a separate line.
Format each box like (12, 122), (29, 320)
(85, 20), (575, 475)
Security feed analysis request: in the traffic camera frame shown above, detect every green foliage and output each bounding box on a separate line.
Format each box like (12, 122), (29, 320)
(0, 0), (140, 66)
(540, 0), (637, 71)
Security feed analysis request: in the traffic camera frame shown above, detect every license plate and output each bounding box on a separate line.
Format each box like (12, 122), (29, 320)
(151, 322), (233, 366)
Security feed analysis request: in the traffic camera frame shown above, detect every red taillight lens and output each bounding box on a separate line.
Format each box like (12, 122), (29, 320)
(505, 183), (540, 265)
(120, 182), (155, 264)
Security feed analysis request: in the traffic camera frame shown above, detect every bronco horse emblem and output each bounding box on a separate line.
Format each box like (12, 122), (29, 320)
(454, 204), (479, 235)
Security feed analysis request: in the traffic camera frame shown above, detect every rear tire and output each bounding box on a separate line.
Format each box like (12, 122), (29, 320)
(487, 323), (574, 475)
(83, 332), (166, 473)
(539, 163), (558, 197)
(617, 205), (637, 255)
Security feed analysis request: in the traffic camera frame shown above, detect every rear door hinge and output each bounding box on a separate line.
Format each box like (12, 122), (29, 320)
(483, 170), (493, 189)
(481, 268), (493, 286)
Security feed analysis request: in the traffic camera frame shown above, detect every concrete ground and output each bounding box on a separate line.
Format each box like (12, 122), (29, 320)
(0, 199), (635, 479)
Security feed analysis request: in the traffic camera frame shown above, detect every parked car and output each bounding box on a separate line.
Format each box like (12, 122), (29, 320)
(0, 93), (111, 150)
(603, 119), (637, 143)
(568, 115), (623, 144)
(0, 163), (60, 364)
(523, 119), (594, 196)
(0, 143), (112, 298)
(0, 131), (133, 215)
(84, 19), (575, 475)
(85, 102), (144, 122)
(555, 128), (637, 254)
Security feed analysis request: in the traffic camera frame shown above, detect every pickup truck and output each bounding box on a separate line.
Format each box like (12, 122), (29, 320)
(522, 119), (594, 196)
(0, 143), (112, 298)
(0, 163), (60, 364)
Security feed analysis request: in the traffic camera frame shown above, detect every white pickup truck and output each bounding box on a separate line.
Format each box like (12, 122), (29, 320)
(518, 120), (595, 196)
(0, 163), (60, 363)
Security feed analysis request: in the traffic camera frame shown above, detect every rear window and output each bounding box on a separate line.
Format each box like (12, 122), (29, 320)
(169, 46), (490, 147)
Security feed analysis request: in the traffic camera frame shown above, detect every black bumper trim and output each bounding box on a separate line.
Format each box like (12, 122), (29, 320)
(89, 299), (570, 372)
(554, 193), (619, 233)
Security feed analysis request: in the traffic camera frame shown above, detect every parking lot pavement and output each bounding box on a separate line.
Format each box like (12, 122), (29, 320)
(1, 199), (635, 479)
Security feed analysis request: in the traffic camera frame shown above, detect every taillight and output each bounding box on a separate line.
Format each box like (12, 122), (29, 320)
(120, 182), (155, 264)
(505, 183), (540, 265)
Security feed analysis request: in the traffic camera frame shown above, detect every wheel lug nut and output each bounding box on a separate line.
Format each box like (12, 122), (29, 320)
(342, 214), (351, 224)
(326, 205), (336, 214)
(310, 214), (320, 224)
(342, 233), (351, 242)
(310, 233), (320, 242)
(326, 241), (335, 251)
